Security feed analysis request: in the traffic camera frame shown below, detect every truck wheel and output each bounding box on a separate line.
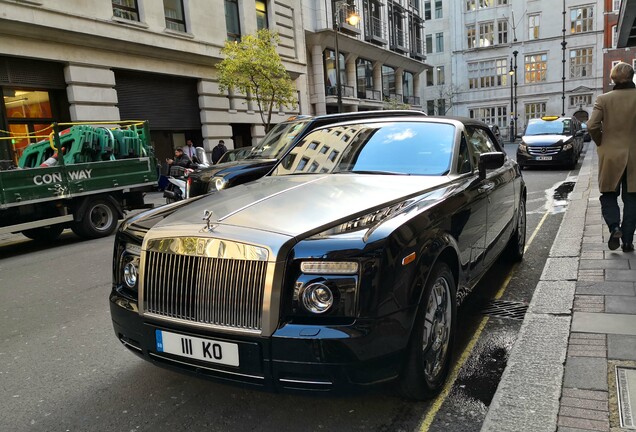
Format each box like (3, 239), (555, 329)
(399, 261), (456, 400)
(22, 226), (64, 242)
(72, 198), (118, 239)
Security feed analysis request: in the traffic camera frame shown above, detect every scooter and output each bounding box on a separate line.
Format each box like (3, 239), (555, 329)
(163, 147), (210, 204)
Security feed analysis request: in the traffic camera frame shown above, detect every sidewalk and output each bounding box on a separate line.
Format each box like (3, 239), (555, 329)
(482, 144), (636, 431)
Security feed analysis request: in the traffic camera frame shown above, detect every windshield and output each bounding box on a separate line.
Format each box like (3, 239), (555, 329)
(246, 120), (310, 160)
(272, 121), (455, 177)
(525, 119), (570, 136)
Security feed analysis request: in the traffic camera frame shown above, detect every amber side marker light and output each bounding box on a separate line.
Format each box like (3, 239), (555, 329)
(402, 252), (416, 266)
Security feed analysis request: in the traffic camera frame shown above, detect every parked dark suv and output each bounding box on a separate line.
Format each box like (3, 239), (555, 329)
(186, 110), (426, 198)
(516, 116), (585, 169)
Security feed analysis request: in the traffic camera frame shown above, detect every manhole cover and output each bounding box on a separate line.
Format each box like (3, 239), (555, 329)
(479, 299), (528, 320)
(617, 366), (636, 429)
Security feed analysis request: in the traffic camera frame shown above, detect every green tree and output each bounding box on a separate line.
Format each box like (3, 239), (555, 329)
(217, 29), (298, 132)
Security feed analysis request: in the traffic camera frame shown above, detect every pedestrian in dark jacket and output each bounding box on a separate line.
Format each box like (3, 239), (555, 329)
(212, 140), (228, 164)
(588, 62), (636, 252)
(166, 147), (192, 169)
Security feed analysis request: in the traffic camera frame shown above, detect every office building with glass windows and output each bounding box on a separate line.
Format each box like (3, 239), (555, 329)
(422, 0), (604, 139)
(302, 1), (430, 114)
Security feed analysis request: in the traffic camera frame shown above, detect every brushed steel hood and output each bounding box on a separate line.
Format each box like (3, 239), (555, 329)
(155, 174), (450, 237)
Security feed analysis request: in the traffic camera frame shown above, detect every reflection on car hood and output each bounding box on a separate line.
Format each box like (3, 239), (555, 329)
(522, 135), (566, 146)
(155, 174), (451, 237)
(190, 158), (277, 180)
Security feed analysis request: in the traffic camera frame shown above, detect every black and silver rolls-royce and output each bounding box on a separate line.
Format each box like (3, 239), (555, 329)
(110, 116), (526, 399)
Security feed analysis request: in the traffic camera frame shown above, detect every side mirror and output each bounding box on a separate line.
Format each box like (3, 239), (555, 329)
(478, 152), (505, 179)
(516, 133), (523, 139)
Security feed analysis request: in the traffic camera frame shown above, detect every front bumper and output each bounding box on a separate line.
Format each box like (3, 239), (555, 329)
(516, 146), (575, 166)
(110, 289), (410, 393)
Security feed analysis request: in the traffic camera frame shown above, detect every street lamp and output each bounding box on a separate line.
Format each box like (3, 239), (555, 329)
(513, 50), (518, 137)
(333, 1), (360, 113)
(509, 63), (515, 142)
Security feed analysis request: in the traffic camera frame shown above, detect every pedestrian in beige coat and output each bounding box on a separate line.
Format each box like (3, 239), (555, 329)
(588, 62), (636, 252)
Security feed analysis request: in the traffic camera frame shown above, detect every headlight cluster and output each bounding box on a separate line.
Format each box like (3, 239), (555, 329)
(562, 141), (573, 150)
(292, 261), (359, 317)
(212, 176), (228, 191)
(117, 243), (141, 292)
(518, 143), (528, 152)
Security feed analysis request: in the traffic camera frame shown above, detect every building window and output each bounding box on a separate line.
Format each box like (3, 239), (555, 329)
(497, 0), (508, 4)
(403, 71), (414, 99)
(528, 14), (540, 40)
(612, 25), (618, 48)
(437, 66), (445, 85)
(112, 0), (139, 21)
(569, 94), (592, 108)
(427, 100), (435, 115)
(467, 0), (494, 10)
(324, 49), (346, 96)
(570, 6), (594, 34)
(382, 65), (396, 100)
(479, 22), (494, 47)
(426, 69), (434, 86)
(468, 58), (508, 89)
(389, 3), (405, 49)
(614, 0), (621, 12)
(525, 102), (547, 125)
(426, 34), (433, 54)
(356, 58), (374, 99)
(424, 0), (432, 20)
(469, 106), (508, 130)
(225, 0), (241, 41)
(497, 20), (508, 44)
(570, 48), (593, 78)
(438, 99), (446, 115)
(525, 53), (548, 83)
(435, 0), (442, 18)
(467, 25), (476, 49)
(164, 0), (186, 32)
(256, 1), (268, 29)
(364, 0), (384, 41)
(435, 32), (444, 52)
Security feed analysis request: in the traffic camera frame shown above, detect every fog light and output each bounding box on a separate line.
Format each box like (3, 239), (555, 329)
(123, 258), (139, 289)
(301, 283), (334, 314)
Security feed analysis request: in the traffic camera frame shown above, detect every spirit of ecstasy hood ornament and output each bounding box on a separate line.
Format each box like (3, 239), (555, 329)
(202, 209), (217, 232)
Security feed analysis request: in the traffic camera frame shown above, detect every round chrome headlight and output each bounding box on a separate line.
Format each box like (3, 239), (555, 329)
(213, 177), (228, 191)
(123, 258), (139, 289)
(301, 283), (334, 314)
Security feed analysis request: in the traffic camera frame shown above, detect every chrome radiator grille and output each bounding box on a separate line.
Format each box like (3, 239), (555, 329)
(142, 251), (267, 331)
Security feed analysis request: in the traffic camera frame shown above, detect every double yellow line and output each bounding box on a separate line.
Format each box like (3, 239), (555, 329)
(418, 209), (550, 430)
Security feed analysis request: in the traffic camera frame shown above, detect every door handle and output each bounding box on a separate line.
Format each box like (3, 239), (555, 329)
(478, 183), (494, 193)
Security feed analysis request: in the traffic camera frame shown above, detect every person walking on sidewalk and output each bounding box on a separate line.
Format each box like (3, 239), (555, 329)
(588, 61), (636, 252)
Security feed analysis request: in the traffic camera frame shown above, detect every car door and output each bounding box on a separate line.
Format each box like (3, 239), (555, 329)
(465, 125), (516, 271)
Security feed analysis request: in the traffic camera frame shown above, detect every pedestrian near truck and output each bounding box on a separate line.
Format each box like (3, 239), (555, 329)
(587, 61), (636, 252)
(212, 140), (227, 164)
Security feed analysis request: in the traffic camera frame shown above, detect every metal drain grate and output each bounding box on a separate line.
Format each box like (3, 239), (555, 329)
(479, 299), (529, 320)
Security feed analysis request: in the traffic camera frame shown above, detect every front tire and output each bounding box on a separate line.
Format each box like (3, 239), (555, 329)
(399, 261), (456, 400)
(72, 198), (118, 239)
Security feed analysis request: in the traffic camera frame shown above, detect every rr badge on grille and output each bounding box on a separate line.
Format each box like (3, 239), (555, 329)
(196, 239), (206, 255)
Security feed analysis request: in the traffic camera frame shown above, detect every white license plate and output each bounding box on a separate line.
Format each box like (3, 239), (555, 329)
(536, 156), (552, 161)
(156, 330), (239, 367)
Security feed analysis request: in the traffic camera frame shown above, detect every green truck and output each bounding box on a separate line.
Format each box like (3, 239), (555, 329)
(0, 121), (158, 241)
